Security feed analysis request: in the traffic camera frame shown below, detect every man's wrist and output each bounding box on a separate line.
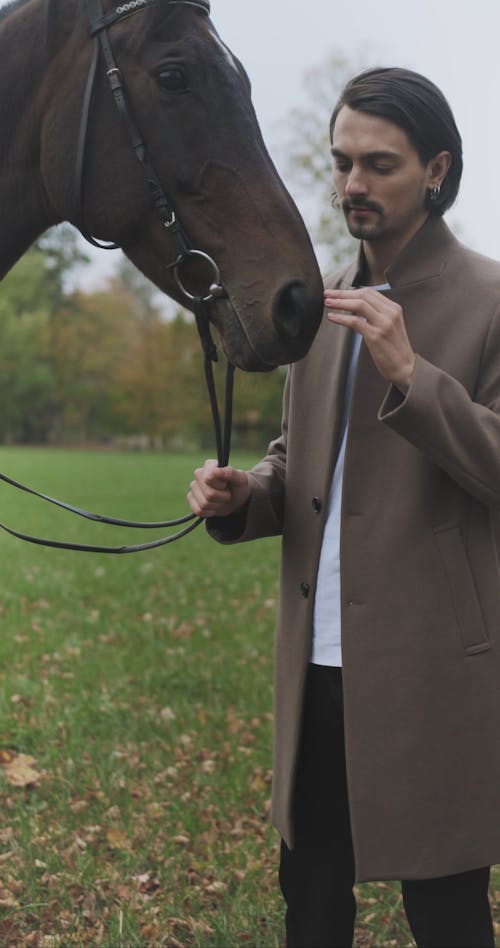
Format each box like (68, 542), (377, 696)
(393, 355), (416, 395)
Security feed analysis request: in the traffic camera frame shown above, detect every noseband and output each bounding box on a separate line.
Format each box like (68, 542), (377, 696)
(0, 0), (234, 554)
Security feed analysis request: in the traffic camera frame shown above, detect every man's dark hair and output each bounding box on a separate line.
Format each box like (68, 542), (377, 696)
(329, 67), (463, 216)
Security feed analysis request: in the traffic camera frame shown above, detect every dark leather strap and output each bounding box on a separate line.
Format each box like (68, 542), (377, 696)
(75, 0), (206, 254)
(89, 0), (211, 35)
(0, 514), (203, 554)
(0, 299), (233, 554)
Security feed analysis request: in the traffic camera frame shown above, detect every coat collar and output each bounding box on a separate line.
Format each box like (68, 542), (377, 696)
(338, 215), (459, 290)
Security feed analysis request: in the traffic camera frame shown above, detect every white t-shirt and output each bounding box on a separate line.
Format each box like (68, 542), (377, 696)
(311, 284), (390, 666)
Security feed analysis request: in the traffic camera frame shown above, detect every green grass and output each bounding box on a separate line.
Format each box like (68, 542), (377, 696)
(0, 447), (497, 946)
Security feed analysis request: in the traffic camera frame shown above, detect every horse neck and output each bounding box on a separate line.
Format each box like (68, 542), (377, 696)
(0, 0), (61, 278)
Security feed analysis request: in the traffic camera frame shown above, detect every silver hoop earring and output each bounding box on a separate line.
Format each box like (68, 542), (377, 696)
(429, 185), (441, 202)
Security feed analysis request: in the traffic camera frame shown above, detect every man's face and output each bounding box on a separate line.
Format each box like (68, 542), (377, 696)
(331, 105), (433, 248)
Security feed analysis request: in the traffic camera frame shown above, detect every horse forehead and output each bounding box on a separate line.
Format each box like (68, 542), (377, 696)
(206, 28), (238, 72)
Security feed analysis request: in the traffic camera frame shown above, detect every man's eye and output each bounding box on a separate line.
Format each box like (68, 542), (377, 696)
(157, 68), (188, 92)
(373, 165), (394, 175)
(335, 164), (351, 174)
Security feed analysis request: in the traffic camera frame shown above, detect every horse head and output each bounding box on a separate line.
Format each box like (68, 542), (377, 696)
(38, 0), (324, 371)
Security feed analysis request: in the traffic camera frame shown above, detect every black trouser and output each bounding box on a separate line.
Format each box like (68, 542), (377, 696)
(279, 664), (494, 948)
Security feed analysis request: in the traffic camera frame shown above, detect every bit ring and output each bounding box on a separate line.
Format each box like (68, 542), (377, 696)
(173, 250), (225, 302)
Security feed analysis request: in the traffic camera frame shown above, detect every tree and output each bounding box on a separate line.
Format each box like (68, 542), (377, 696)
(114, 307), (203, 448)
(115, 256), (164, 321)
(1, 224), (89, 317)
(48, 287), (136, 442)
(0, 225), (92, 443)
(35, 224), (90, 307)
(275, 50), (368, 273)
(0, 298), (56, 443)
(0, 222), (93, 439)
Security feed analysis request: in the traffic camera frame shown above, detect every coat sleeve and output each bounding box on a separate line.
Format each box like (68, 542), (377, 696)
(379, 303), (500, 509)
(206, 370), (291, 545)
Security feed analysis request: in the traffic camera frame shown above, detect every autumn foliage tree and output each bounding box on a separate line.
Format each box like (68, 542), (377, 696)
(0, 229), (284, 447)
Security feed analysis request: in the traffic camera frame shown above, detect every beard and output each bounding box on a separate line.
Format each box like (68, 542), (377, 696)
(341, 197), (385, 240)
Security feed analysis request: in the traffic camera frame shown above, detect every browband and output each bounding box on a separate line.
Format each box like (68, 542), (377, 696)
(114, 0), (210, 16)
(91, 0), (211, 36)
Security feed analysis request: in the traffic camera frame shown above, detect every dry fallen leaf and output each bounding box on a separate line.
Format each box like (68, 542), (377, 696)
(140, 922), (160, 940)
(160, 706), (176, 723)
(0, 749), (16, 765)
(205, 880), (228, 895)
(170, 916), (215, 935)
(173, 834), (190, 846)
(106, 827), (130, 850)
(0, 751), (42, 787)
(0, 890), (19, 909)
(249, 773), (266, 792)
(133, 873), (160, 894)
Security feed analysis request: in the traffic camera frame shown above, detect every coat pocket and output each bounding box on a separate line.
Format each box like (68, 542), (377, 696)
(434, 525), (490, 654)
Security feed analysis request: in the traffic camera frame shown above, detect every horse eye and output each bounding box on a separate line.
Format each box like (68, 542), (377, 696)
(157, 68), (188, 92)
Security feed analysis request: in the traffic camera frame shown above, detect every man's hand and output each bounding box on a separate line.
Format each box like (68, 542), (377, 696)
(188, 460), (251, 518)
(324, 288), (416, 393)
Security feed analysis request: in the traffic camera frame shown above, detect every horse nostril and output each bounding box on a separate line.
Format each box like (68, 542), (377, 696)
(272, 281), (314, 341)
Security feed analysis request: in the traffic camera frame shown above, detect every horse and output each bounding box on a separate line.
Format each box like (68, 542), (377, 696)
(0, 0), (324, 372)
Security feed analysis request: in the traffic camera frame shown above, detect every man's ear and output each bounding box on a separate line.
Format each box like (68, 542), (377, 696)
(427, 150), (452, 189)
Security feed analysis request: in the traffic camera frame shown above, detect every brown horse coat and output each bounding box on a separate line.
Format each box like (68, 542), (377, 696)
(209, 216), (500, 882)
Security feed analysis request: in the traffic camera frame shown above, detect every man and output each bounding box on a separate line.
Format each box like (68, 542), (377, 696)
(188, 68), (500, 947)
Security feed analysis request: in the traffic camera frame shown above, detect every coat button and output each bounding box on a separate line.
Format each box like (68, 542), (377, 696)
(300, 582), (310, 598)
(312, 496), (322, 513)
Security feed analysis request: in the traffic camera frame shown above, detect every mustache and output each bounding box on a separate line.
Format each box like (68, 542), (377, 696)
(342, 198), (383, 215)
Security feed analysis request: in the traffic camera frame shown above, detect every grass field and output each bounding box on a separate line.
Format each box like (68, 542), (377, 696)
(0, 447), (497, 947)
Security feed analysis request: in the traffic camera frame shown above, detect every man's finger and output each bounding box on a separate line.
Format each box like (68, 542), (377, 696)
(196, 463), (228, 491)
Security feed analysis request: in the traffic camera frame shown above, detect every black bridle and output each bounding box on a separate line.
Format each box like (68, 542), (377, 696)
(0, 0), (235, 554)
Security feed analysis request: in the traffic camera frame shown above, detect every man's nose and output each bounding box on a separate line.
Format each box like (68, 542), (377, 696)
(345, 167), (368, 197)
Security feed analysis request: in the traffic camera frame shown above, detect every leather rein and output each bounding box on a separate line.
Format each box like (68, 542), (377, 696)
(0, 0), (235, 554)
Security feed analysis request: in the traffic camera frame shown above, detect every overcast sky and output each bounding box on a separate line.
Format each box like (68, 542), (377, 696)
(2, 0), (499, 281)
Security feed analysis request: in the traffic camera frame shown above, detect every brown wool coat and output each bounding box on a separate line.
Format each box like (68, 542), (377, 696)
(209, 216), (500, 882)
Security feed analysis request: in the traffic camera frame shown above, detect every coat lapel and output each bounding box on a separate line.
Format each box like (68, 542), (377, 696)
(384, 216), (455, 288)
